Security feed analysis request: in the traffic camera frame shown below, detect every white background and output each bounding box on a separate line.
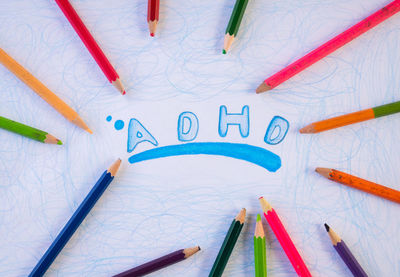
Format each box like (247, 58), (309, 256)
(0, 0), (399, 276)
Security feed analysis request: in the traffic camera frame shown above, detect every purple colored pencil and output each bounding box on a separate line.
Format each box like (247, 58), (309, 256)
(113, 246), (200, 277)
(324, 224), (368, 277)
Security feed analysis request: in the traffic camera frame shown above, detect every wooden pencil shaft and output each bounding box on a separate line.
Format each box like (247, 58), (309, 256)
(312, 109), (374, 133)
(29, 161), (120, 277)
(263, 208), (311, 277)
(258, 1), (400, 92)
(328, 169), (400, 204)
(113, 249), (186, 277)
(0, 48), (85, 127)
(209, 209), (246, 277)
(334, 240), (368, 277)
(209, 220), (243, 277)
(372, 100), (400, 118)
(225, 0), (249, 36)
(0, 116), (49, 143)
(55, 0), (119, 82)
(147, 0), (160, 22)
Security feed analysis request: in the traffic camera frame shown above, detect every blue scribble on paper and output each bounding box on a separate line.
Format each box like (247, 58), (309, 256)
(128, 142), (281, 172)
(114, 120), (124, 131)
(127, 119), (158, 153)
(218, 105), (249, 138)
(106, 115), (112, 122)
(177, 111), (199, 142)
(264, 116), (289, 145)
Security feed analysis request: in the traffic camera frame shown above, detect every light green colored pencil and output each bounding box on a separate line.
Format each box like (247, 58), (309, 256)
(0, 116), (62, 145)
(254, 214), (267, 277)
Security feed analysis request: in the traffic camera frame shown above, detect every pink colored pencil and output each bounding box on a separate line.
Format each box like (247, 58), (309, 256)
(259, 197), (312, 277)
(256, 0), (400, 93)
(55, 0), (126, 95)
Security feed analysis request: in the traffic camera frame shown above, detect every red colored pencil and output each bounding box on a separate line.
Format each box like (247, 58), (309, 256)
(259, 197), (312, 277)
(55, 0), (126, 95)
(148, 0), (160, 37)
(256, 0), (400, 93)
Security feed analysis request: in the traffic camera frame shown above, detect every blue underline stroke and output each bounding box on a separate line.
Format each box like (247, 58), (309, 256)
(128, 142), (281, 172)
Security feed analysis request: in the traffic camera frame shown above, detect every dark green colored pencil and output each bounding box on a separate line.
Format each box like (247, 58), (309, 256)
(0, 116), (62, 144)
(209, 208), (246, 277)
(223, 0), (249, 54)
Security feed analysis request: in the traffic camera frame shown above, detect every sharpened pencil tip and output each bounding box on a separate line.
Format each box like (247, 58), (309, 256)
(256, 82), (271, 94)
(86, 128), (93, 134)
(257, 214), (261, 221)
(150, 33), (154, 37)
(222, 49), (226, 54)
(108, 159), (122, 177)
(324, 223), (330, 232)
(57, 140), (63, 145)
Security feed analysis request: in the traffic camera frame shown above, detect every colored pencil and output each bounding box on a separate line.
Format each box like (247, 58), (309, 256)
(259, 197), (311, 277)
(300, 100), (400, 133)
(29, 159), (122, 277)
(223, 0), (249, 54)
(54, 0), (126, 95)
(324, 224), (368, 277)
(316, 168), (400, 204)
(256, 0), (400, 93)
(113, 246), (200, 277)
(0, 48), (91, 133)
(148, 0), (160, 37)
(209, 208), (246, 277)
(254, 214), (267, 277)
(0, 116), (62, 145)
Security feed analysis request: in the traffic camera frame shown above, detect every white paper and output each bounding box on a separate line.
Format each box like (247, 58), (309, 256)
(0, 0), (399, 276)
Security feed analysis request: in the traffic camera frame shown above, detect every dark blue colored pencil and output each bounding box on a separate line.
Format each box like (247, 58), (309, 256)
(29, 159), (122, 277)
(324, 224), (368, 277)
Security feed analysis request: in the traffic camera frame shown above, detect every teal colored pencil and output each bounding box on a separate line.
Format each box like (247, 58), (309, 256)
(0, 116), (62, 144)
(223, 0), (249, 54)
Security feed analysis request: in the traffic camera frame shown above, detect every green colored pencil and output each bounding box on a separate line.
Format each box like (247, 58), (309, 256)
(209, 208), (246, 277)
(0, 116), (62, 145)
(223, 0), (249, 54)
(254, 214), (267, 277)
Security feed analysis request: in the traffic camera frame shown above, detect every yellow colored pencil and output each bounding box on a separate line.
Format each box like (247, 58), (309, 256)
(0, 48), (92, 133)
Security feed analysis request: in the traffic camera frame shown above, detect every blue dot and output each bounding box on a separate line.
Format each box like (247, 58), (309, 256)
(106, 115), (112, 122)
(114, 120), (124, 130)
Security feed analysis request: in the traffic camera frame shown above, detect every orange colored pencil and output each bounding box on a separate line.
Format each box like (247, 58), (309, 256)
(0, 47), (91, 133)
(300, 101), (400, 133)
(316, 168), (400, 204)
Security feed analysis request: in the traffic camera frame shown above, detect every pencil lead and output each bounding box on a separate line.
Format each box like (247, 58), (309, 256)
(222, 49), (227, 54)
(150, 33), (154, 37)
(324, 223), (330, 232)
(57, 140), (63, 145)
(257, 214), (261, 221)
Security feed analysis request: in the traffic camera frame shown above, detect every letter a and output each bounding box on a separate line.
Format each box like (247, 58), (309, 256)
(127, 119), (158, 153)
(218, 105), (249, 138)
(177, 112), (199, 141)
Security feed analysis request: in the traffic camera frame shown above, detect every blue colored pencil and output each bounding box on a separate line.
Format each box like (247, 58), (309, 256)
(29, 159), (122, 277)
(324, 224), (368, 277)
